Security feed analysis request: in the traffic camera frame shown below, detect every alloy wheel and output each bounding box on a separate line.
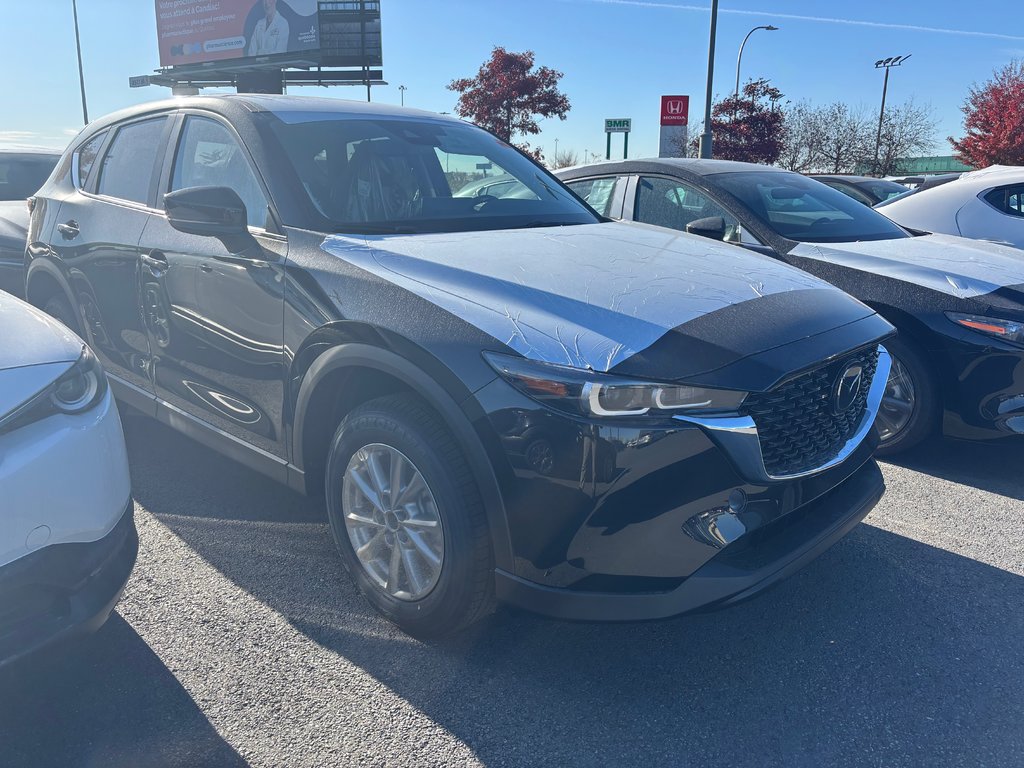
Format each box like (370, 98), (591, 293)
(876, 356), (917, 442)
(342, 443), (445, 601)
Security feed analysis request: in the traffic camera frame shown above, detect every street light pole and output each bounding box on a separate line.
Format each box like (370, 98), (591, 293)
(398, 85), (407, 106)
(72, 0), (89, 124)
(872, 54), (911, 175)
(554, 138), (559, 161)
(698, 0), (719, 159)
(735, 25), (778, 100)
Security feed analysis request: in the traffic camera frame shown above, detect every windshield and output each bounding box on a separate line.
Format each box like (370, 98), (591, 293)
(712, 171), (909, 243)
(0, 153), (59, 200)
(263, 116), (598, 233)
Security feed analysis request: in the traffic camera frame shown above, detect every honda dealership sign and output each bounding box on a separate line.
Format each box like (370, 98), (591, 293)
(658, 95), (690, 158)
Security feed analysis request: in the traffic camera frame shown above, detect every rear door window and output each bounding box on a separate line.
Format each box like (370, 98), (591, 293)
(97, 118), (168, 205)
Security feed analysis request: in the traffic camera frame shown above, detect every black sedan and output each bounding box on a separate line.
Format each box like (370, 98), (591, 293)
(810, 174), (909, 206)
(25, 97), (892, 636)
(558, 159), (1024, 454)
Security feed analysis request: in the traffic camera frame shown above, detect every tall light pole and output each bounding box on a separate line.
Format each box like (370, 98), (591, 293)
(72, 0), (89, 124)
(873, 54), (911, 175)
(398, 85), (407, 106)
(735, 25), (778, 99)
(554, 138), (559, 161)
(698, 0), (719, 159)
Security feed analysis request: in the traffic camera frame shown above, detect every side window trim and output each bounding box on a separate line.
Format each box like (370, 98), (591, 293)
(92, 114), (174, 208)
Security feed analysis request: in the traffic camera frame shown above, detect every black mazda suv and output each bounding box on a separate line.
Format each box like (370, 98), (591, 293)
(25, 96), (893, 636)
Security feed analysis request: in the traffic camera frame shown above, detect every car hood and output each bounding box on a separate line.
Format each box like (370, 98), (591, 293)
(791, 233), (1024, 301)
(0, 291), (82, 371)
(321, 222), (879, 379)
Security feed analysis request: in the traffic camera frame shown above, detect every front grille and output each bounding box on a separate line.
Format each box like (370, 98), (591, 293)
(741, 346), (880, 477)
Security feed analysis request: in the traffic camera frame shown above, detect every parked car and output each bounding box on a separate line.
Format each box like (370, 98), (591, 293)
(810, 174), (908, 206)
(557, 159), (1024, 454)
(0, 148), (61, 295)
(877, 165), (1024, 249)
(0, 290), (135, 669)
(27, 96), (894, 637)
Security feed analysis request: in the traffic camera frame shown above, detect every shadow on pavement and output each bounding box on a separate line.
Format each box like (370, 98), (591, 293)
(126, 419), (1023, 767)
(0, 614), (248, 768)
(882, 435), (1024, 500)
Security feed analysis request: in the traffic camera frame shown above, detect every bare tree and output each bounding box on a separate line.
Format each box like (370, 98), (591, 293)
(778, 100), (822, 172)
(874, 98), (938, 176)
(548, 147), (580, 169)
(815, 103), (874, 174)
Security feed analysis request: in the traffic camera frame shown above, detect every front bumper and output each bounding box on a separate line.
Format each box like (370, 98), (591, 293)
(0, 498), (137, 669)
(495, 458), (883, 621)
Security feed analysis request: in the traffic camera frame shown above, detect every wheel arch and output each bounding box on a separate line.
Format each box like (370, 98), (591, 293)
(290, 332), (514, 572)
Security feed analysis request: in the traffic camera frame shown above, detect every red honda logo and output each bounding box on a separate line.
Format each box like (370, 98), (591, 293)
(660, 95), (689, 126)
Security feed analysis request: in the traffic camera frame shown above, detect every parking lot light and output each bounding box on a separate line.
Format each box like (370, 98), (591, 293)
(735, 25), (778, 100)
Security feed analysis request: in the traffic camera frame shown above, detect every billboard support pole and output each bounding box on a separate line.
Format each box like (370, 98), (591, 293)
(606, 132), (611, 160)
(72, 0), (89, 124)
(623, 132), (629, 159)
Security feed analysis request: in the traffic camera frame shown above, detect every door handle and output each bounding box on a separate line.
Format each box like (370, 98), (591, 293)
(57, 220), (80, 240)
(141, 251), (169, 277)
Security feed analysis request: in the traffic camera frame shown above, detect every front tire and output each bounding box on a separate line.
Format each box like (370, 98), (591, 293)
(325, 393), (494, 638)
(874, 336), (938, 456)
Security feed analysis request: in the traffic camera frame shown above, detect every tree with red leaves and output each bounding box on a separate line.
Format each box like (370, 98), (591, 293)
(951, 61), (1024, 167)
(696, 79), (785, 164)
(448, 47), (570, 159)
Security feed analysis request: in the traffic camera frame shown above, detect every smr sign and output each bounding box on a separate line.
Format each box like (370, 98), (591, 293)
(604, 118), (632, 133)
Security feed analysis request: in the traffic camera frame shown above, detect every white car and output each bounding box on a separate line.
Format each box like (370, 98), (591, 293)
(0, 290), (134, 668)
(878, 165), (1024, 249)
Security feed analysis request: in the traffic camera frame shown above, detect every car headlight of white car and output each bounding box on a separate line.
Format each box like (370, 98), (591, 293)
(0, 346), (108, 434)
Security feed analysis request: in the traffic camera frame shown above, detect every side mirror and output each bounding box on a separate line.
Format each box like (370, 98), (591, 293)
(164, 186), (249, 238)
(686, 216), (727, 241)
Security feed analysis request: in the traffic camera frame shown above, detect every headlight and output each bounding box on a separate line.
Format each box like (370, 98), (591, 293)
(946, 312), (1024, 344)
(0, 346), (108, 434)
(484, 352), (746, 418)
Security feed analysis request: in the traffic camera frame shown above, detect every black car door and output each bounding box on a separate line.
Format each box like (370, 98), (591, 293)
(49, 116), (172, 399)
(139, 112), (288, 460)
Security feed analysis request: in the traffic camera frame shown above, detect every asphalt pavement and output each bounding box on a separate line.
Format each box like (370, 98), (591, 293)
(1, 418), (1022, 768)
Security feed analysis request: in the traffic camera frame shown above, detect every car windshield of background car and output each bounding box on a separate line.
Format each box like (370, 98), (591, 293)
(262, 116), (599, 234)
(712, 171), (910, 243)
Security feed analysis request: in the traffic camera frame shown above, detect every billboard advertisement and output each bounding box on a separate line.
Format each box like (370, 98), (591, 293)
(155, 0), (320, 67)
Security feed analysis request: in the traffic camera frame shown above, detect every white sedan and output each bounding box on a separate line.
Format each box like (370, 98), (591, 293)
(878, 165), (1024, 249)
(0, 290), (135, 668)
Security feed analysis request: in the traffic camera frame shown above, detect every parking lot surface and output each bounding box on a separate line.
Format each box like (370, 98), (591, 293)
(2, 418), (1022, 768)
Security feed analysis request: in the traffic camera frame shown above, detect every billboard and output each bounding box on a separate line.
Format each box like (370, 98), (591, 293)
(658, 95), (689, 158)
(155, 0), (321, 67)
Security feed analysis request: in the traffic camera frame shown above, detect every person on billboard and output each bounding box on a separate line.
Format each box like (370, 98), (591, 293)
(248, 0), (290, 56)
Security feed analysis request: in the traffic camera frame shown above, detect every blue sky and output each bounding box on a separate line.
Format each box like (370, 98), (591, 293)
(3, 0), (1021, 159)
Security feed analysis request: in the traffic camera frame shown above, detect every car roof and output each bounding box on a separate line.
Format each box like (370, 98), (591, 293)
(0, 146), (63, 156)
(79, 94), (463, 137)
(557, 157), (789, 179)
